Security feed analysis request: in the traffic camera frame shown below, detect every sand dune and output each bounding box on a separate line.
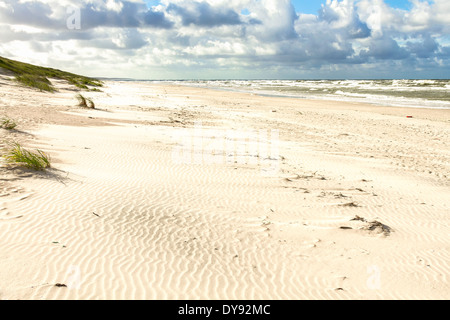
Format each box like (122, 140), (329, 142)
(0, 77), (449, 300)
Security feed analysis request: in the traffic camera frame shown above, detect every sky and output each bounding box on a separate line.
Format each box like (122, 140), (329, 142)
(292, 0), (411, 13)
(0, 0), (449, 79)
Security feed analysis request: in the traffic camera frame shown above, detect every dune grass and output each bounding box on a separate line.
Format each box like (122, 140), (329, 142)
(15, 74), (55, 92)
(0, 56), (103, 92)
(1, 117), (18, 130)
(76, 94), (95, 109)
(2, 142), (51, 171)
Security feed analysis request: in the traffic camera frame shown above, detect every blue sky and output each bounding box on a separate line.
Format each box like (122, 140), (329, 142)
(145, 1), (415, 14)
(291, 0), (411, 13)
(291, 0), (328, 13)
(0, 0), (449, 79)
(300, 0), (428, 12)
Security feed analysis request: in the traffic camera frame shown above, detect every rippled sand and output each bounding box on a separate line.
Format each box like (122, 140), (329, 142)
(1, 76), (449, 299)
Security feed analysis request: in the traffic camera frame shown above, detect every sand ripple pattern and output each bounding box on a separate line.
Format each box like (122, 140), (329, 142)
(0, 125), (333, 299)
(1, 83), (449, 299)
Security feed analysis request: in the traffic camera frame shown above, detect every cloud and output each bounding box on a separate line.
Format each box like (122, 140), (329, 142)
(406, 35), (439, 59)
(166, 1), (243, 27)
(0, 0), (173, 30)
(245, 0), (299, 42)
(0, 0), (449, 79)
(359, 36), (410, 60)
(0, 0), (61, 29)
(318, 0), (371, 38)
(143, 8), (174, 28)
(79, 1), (173, 29)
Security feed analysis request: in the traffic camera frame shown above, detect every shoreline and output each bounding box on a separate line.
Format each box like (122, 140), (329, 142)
(121, 79), (450, 111)
(1, 78), (449, 299)
(143, 81), (450, 122)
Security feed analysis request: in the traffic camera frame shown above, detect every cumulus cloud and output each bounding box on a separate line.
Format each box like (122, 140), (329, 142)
(319, 0), (371, 38)
(0, 0), (61, 29)
(0, 0), (449, 78)
(406, 35), (439, 59)
(0, 0), (173, 30)
(245, 0), (299, 41)
(359, 35), (410, 60)
(79, 1), (173, 29)
(166, 1), (243, 27)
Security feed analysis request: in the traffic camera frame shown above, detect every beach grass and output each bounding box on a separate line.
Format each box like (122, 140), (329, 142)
(0, 56), (103, 92)
(76, 94), (95, 109)
(2, 142), (51, 171)
(1, 117), (18, 130)
(15, 74), (55, 92)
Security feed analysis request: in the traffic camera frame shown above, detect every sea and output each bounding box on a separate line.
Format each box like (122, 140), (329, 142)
(158, 79), (450, 110)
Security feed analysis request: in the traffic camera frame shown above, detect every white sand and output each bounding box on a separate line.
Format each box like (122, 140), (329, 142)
(0, 75), (449, 300)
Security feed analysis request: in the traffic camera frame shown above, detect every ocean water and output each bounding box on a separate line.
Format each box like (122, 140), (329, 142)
(166, 79), (450, 110)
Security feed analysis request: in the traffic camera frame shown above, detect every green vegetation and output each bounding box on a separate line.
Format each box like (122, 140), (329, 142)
(15, 74), (55, 92)
(76, 94), (95, 109)
(0, 56), (103, 92)
(2, 141), (51, 171)
(1, 118), (18, 130)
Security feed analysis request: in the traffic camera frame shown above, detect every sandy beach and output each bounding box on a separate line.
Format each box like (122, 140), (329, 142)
(0, 74), (449, 300)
